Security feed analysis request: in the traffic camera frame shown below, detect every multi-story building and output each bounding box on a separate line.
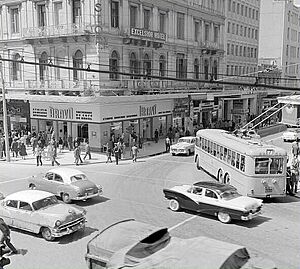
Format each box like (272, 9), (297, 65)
(0, 0), (229, 149)
(259, 0), (300, 88)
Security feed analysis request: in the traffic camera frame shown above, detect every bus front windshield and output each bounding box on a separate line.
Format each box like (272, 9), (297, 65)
(255, 157), (284, 175)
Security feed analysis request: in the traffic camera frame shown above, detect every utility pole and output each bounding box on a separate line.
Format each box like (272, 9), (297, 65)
(0, 58), (11, 162)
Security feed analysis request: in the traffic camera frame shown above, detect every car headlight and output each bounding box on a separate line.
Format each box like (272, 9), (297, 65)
(55, 220), (61, 227)
(97, 185), (102, 192)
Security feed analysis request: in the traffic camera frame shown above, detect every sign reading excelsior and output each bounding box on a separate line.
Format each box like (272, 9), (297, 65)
(130, 28), (166, 42)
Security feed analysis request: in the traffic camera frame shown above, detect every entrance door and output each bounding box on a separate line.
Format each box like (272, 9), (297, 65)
(78, 123), (88, 142)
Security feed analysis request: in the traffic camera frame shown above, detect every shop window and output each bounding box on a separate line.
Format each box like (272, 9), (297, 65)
(73, 50), (83, 81)
(12, 53), (22, 81)
(159, 55), (166, 77)
(143, 53), (151, 79)
(109, 50), (119, 80)
(130, 52), (139, 79)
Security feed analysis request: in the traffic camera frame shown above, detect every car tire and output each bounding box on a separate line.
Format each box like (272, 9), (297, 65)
(196, 156), (201, 170)
(217, 212), (232, 224)
(223, 173), (230, 184)
(169, 199), (180, 212)
(41, 227), (54, 241)
(62, 193), (71, 204)
(29, 184), (36, 190)
(188, 150), (191, 156)
(217, 169), (223, 183)
(172, 153), (175, 156)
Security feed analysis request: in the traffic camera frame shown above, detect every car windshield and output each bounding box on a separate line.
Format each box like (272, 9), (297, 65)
(178, 138), (192, 143)
(32, 196), (59, 210)
(220, 190), (241, 200)
(70, 174), (88, 182)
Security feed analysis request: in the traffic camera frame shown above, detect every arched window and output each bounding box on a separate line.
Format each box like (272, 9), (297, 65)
(130, 52), (139, 79)
(109, 50), (119, 81)
(39, 52), (48, 81)
(12, 53), (21, 81)
(212, 60), (218, 80)
(159, 55), (166, 77)
(204, 59), (209, 80)
(194, 58), (200, 79)
(73, 50), (83, 80)
(143, 53), (151, 79)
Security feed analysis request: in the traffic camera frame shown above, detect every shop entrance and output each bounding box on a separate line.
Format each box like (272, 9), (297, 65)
(78, 124), (88, 142)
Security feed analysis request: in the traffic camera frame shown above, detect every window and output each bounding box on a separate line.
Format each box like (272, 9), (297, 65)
(54, 2), (63, 26)
(111, 1), (119, 28)
(176, 53), (187, 79)
(214, 26), (219, 42)
(227, 149), (232, 164)
(270, 158), (283, 174)
(39, 52), (48, 81)
(205, 189), (218, 199)
(6, 200), (18, 208)
(72, 0), (81, 24)
(236, 153), (240, 169)
(38, 4), (46, 27)
(143, 9), (150, 29)
(54, 174), (63, 182)
(231, 151), (236, 166)
(159, 55), (166, 77)
(73, 50), (83, 80)
(19, 201), (32, 211)
(159, 12), (166, 33)
(204, 24), (209, 41)
(195, 21), (200, 41)
(130, 52), (139, 79)
(177, 13), (185, 39)
(109, 50), (119, 80)
(228, 0), (231, 11)
(255, 158), (269, 174)
(191, 187), (203, 195)
(12, 53), (21, 81)
(130, 5), (138, 28)
(212, 60), (218, 80)
(143, 53), (151, 78)
(204, 59), (209, 80)
(194, 58), (200, 79)
(227, 22), (230, 33)
(11, 8), (19, 33)
(240, 155), (245, 171)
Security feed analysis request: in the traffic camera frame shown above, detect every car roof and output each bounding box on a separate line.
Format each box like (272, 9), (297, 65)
(47, 167), (85, 178)
(193, 181), (237, 192)
(5, 190), (54, 204)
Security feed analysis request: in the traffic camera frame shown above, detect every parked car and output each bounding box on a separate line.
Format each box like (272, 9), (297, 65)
(0, 190), (86, 241)
(28, 168), (102, 203)
(170, 136), (196, 156)
(85, 219), (276, 269)
(282, 128), (300, 142)
(163, 181), (263, 224)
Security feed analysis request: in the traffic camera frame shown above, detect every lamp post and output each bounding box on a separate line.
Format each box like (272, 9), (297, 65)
(0, 58), (11, 162)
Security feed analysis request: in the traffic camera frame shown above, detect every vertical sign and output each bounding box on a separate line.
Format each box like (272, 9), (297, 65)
(95, 1), (107, 54)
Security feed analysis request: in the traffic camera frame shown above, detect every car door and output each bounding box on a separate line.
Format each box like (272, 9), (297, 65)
(184, 187), (206, 212)
(40, 172), (56, 193)
(52, 173), (67, 196)
(201, 188), (221, 216)
(14, 201), (39, 233)
(3, 200), (19, 228)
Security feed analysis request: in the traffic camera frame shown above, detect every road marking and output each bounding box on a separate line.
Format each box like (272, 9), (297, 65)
(169, 215), (197, 232)
(0, 177), (29, 185)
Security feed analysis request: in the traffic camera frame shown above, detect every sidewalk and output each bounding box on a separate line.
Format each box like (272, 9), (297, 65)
(0, 139), (167, 166)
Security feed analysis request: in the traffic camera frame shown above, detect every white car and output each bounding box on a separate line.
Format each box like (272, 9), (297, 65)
(0, 190), (86, 241)
(282, 129), (300, 142)
(170, 136), (196, 156)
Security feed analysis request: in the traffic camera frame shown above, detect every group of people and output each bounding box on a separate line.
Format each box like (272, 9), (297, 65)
(287, 140), (300, 196)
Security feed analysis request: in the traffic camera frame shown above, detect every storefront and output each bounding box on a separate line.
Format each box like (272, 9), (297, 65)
(29, 96), (174, 150)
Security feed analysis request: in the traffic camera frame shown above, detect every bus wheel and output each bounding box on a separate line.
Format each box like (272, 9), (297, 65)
(217, 169), (223, 182)
(224, 173), (230, 184)
(217, 212), (231, 224)
(196, 157), (201, 170)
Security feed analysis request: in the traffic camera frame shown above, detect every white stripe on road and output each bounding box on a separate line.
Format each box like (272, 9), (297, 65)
(169, 215), (197, 232)
(0, 177), (29, 185)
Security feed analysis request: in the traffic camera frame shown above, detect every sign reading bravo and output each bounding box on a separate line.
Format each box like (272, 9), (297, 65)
(140, 105), (157, 117)
(49, 107), (74, 120)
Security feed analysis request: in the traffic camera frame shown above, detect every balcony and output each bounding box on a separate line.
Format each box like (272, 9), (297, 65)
(201, 40), (224, 52)
(22, 23), (93, 39)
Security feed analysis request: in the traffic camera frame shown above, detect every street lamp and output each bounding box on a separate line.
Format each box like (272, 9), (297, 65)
(0, 57), (11, 162)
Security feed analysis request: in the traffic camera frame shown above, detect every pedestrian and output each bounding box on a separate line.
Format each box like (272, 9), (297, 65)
(165, 136), (171, 152)
(19, 141), (27, 160)
(74, 143), (80, 166)
(49, 142), (60, 166)
(83, 141), (91, 160)
(0, 218), (18, 255)
(154, 129), (159, 143)
(286, 166), (293, 195)
(114, 144), (120, 165)
(58, 137), (64, 153)
(292, 139), (299, 157)
(67, 135), (73, 151)
(106, 143), (113, 163)
(131, 143), (139, 162)
(36, 142), (43, 166)
(290, 155), (299, 195)
(10, 139), (19, 158)
(31, 135), (38, 155)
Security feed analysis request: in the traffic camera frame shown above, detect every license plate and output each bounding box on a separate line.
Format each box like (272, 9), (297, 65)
(265, 187), (273, 193)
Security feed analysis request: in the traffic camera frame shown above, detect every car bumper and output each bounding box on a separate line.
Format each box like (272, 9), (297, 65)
(171, 149), (188, 154)
(73, 190), (103, 201)
(52, 219), (86, 237)
(241, 211), (262, 221)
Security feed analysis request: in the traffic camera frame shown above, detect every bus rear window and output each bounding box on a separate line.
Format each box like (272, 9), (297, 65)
(255, 158), (269, 174)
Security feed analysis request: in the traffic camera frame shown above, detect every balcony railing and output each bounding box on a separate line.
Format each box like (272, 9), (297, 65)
(22, 23), (93, 39)
(201, 40), (224, 51)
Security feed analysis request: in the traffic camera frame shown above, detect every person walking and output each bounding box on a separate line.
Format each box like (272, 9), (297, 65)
(286, 166), (293, 195)
(19, 141), (27, 160)
(290, 155), (299, 195)
(0, 218), (18, 255)
(131, 144), (139, 162)
(74, 143), (81, 166)
(58, 137), (64, 153)
(67, 135), (73, 151)
(49, 142), (60, 166)
(292, 139), (299, 157)
(10, 139), (19, 158)
(36, 142), (43, 166)
(154, 129), (159, 143)
(83, 141), (91, 160)
(165, 136), (171, 153)
(106, 144), (113, 163)
(114, 144), (120, 165)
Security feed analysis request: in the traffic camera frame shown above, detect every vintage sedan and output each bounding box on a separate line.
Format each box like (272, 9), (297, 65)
(28, 168), (102, 203)
(282, 128), (300, 142)
(163, 181), (263, 224)
(0, 190), (86, 241)
(85, 219), (276, 269)
(170, 136), (196, 156)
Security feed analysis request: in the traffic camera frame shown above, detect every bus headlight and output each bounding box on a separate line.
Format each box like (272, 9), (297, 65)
(272, 179), (277, 184)
(261, 179), (266, 184)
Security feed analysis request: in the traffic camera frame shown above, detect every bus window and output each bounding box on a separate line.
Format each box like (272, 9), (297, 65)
(227, 150), (232, 164)
(220, 146), (224, 160)
(270, 158), (283, 174)
(224, 148), (228, 161)
(213, 143), (216, 156)
(204, 139), (207, 151)
(208, 140), (211, 153)
(255, 158), (269, 174)
(231, 151), (236, 167)
(240, 155), (245, 172)
(216, 145), (220, 158)
(236, 153), (240, 169)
